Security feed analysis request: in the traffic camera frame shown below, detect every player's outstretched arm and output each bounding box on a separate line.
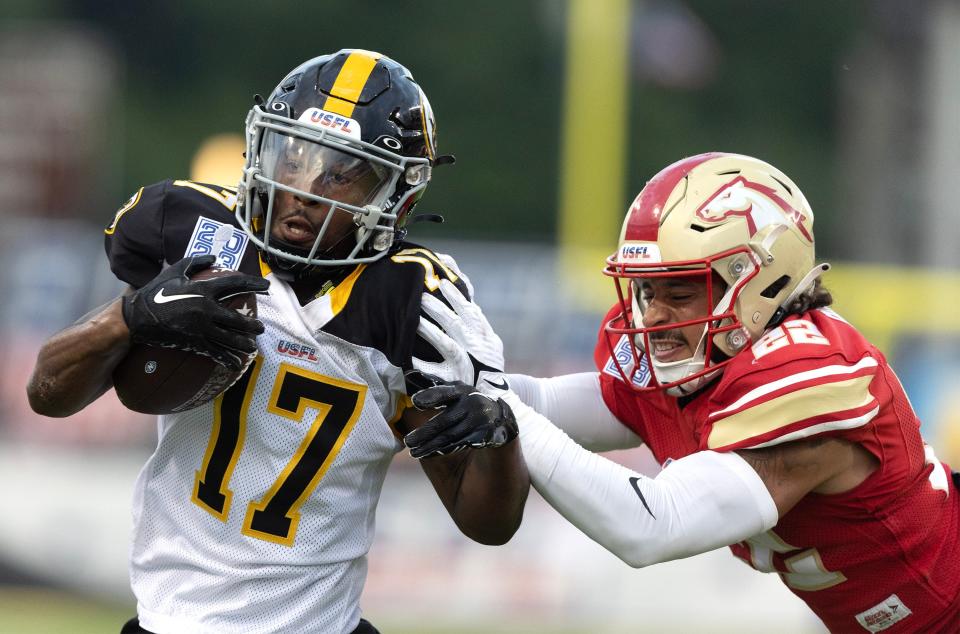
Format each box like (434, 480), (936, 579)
(425, 388), (779, 566)
(507, 372), (643, 451)
(419, 382), (879, 567)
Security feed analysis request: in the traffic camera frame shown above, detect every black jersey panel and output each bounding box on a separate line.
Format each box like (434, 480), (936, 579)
(104, 180), (261, 288)
(320, 243), (470, 384)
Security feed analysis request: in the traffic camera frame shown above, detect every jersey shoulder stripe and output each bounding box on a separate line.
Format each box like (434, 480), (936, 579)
(320, 243), (468, 374)
(708, 356), (879, 420)
(705, 310), (885, 451)
(389, 246), (463, 293)
(706, 365), (880, 450)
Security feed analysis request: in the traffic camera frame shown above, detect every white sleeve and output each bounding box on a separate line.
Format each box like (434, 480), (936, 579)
(506, 372), (643, 451)
(505, 391), (779, 568)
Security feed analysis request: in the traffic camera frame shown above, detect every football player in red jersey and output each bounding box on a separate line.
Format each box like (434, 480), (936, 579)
(408, 153), (960, 633)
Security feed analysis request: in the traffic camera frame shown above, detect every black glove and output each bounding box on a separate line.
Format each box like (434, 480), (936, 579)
(404, 380), (519, 459)
(121, 255), (270, 370)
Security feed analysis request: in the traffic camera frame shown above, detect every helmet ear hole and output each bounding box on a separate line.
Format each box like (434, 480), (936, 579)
(760, 275), (791, 299)
(771, 175), (793, 195)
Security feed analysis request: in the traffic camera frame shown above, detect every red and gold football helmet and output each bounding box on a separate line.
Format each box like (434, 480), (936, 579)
(604, 152), (826, 394)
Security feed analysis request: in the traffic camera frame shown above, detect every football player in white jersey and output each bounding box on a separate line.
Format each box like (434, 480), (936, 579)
(27, 50), (528, 634)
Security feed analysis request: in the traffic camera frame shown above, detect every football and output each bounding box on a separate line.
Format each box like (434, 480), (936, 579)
(112, 267), (259, 415)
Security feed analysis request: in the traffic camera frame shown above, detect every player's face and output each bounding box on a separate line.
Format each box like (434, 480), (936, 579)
(264, 135), (390, 258)
(637, 276), (717, 363)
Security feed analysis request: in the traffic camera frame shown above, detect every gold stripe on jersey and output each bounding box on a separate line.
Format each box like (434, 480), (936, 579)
(322, 50), (383, 117)
(330, 265), (367, 315)
(192, 355), (264, 521)
(386, 394), (414, 440)
(172, 180), (238, 210)
(400, 248), (460, 282)
(391, 248), (460, 291)
(258, 252), (272, 278)
(707, 374), (875, 449)
(783, 548), (848, 591)
(104, 187), (143, 235)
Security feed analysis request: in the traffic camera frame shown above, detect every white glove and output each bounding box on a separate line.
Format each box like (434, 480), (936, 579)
(434, 252), (475, 299)
(413, 309), (474, 385)
(414, 279), (506, 390)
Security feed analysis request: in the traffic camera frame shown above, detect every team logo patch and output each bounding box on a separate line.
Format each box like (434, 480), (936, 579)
(602, 334), (651, 387)
(696, 176), (813, 242)
(854, 594), (911, 632)
(184, 217), (249, 270)
(299, 108), (361, 140)
(277, 340), (319, 363)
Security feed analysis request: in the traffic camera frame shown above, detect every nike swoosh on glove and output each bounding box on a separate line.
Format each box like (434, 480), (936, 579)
(121, 254), (270, 370)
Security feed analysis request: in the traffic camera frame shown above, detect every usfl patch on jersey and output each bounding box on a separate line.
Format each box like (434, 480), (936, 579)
(603, 334), (651, 387)
(184, 216), (250, 270)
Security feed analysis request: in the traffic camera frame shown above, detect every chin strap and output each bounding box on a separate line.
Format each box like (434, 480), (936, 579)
(391, 212), (445, 246)
(408, 213), (445, 225)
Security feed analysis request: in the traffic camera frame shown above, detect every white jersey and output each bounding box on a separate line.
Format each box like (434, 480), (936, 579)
(132, 258), (468, 633)
(105, 181), (472, 633)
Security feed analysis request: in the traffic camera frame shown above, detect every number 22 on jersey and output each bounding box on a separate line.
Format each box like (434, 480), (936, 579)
(192, 357), (366, 546)
(751, 319), (829, 359)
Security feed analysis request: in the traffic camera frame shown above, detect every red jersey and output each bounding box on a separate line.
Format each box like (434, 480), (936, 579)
(594, 306), (960, 633)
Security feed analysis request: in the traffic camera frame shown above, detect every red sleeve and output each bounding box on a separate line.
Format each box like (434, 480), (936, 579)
(592, 304), (696, 460)
(591, 305), (640, 432)
(593, 304), (621, 371)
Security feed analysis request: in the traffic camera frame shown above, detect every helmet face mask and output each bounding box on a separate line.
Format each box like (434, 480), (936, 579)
(606, 246), (757, 395)
(236, 49), (438, 277)
(604, 152), (820, 395)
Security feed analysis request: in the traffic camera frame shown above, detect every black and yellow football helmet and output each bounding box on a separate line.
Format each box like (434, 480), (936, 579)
(237, 49), (441, 276)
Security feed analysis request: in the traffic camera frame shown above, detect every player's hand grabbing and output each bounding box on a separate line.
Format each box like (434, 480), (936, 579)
(121, 254), (270, 370)
(405, 379), (519, 459)
(414, 278), (506, 390)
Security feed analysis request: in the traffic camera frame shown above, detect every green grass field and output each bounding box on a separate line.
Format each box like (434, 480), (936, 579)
(0, 586), (599, 634)
(0, 587), (133, 634)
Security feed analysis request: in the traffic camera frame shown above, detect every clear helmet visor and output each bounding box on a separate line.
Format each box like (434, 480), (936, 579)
(251, 128), (404, 265)
(259, 129), (394, 210)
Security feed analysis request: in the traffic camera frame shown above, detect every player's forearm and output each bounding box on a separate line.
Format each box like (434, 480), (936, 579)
(508, 391), (778, 567)
(421, 441), (529, 545)
(27, 297), (131, 417)
(457, 440), (528, 543)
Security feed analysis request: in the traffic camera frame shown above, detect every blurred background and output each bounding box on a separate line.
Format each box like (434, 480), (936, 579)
(1, 0), (959, 632)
